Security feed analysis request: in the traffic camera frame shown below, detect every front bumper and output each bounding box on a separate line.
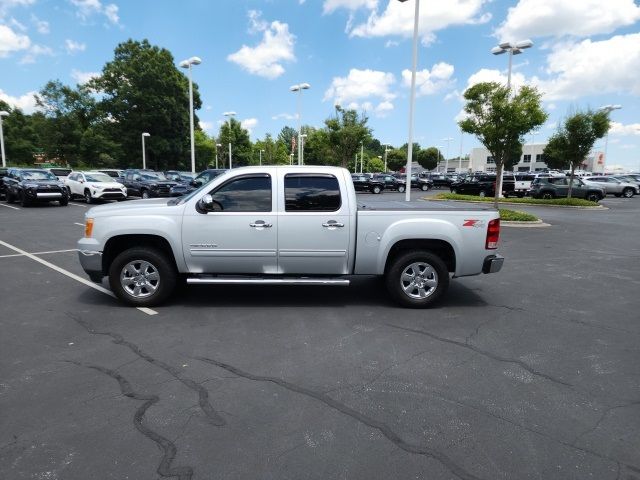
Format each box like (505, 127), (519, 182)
(482, 254), (504, 274)
(94, 191), (127, 200)
(78, 238), (104, 282)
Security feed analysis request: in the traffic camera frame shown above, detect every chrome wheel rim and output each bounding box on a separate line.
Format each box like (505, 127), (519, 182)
(120, 260), (160, 298)
(400, 262), (438, 300)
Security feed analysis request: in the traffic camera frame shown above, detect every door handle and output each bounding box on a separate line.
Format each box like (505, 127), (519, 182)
(250, 221), (272, 228)
(322, 221), (345, 228)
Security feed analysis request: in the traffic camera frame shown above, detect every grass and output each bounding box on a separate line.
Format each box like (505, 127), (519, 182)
(432, 193), (600, 207)
(499, 209), (539, 222)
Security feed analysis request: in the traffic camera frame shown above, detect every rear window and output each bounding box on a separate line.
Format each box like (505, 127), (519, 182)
(49, 168), (72, 176)
(285, 174), (341, 212)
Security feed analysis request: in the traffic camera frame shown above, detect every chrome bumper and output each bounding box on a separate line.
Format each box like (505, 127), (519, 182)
(482, 254), (504, 274)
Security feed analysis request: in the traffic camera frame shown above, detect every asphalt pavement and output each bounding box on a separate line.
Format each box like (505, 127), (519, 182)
(1, 192), (639, 480)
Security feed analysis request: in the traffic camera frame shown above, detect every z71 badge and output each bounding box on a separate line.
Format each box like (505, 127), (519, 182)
(463, 219), (486, 228)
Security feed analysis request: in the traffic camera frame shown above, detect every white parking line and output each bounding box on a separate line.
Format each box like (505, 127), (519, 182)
(0, 240), (158, 316)
(69, 202), (88, 208)
(74, 222), (84, 227)
(0, 248), (78, 259)
(0, 203), (20, 210)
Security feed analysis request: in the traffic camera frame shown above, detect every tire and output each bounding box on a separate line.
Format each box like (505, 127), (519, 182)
(108, 247), (177, 307)
(586, 192), (601, 202)
(141, 189), (151, 199)
(59, 197), (68, 206)
(19, 191), (30, 207)
(622, 188), (634, 198)
(84, 190), (94, 204)
(479, 190), (487, 198)
(6, 190), (15, 203)
(385, 250), (449, 308)
(421, 184), (430, 191)
(398, 185), (405, 193)
(372, 185), (382, 194)
(541, 192), (554, 200)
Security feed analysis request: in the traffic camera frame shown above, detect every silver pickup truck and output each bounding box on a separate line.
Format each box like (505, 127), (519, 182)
(77, 166), (503, 308)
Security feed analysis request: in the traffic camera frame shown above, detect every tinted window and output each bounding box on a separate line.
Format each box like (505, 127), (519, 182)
(209, 175), (271, 212)
(285, 175), (341, 212)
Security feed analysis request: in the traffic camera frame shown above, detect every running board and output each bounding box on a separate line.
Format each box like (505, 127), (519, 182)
(186, 276), (350, 286)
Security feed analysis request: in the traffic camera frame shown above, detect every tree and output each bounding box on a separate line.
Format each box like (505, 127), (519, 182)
(366, 156), (384, 173)
(386, 148), (406, 171)
(417, 147), (440, 171)
(543, 110), (610, 198)
(194, 130), (215, 170)
(90, 39), (199, 170)
(325, 106), (371, 168)
(217, 117), (252, 167)
(0, 101), (40, 165)
(277, 126), (297, 155)
(302, 127), (336, 166)
(254, 134), (290, 165)
(459, 82), (547, 207)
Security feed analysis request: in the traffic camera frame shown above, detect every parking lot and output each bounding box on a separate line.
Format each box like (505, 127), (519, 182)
(1, 192), (639, 480)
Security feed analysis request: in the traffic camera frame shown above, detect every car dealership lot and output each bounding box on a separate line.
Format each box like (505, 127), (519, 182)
(1, 194), (639, 480)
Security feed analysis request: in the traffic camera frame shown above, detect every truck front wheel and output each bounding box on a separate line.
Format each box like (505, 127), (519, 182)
(385, 250), (449, 308)
(108, 247), (177, 307)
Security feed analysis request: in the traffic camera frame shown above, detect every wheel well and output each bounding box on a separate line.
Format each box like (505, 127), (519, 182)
(102, 234), (176, 275)
(385, 239), (456, 273)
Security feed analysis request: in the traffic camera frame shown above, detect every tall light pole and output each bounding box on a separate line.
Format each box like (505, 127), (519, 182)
(215, 143), (222, 169)
(141, 132), (150, 170)
(491, 39), (533, 196)
(360, 141), (364, 173)
(223, 111), (236, 168)
(0, 111), (8, 168)
(179, 56), (202, 174)
(383, 143), (391, 172)
(442, 137), (453, 173)
(598, 104), (622, 169)
(300, 134), (307, 165)
(259, 149), (264, 166)
(398, 0), (420, 202)
(290, 82), (310, 165)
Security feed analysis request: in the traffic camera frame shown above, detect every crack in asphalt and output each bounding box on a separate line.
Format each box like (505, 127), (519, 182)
(572, 399), (640, 447)
(386, 323), (572, 388)
(194, 356), (484, 480)
(67, 361), (193, 480)
(70, 314), (225, 426)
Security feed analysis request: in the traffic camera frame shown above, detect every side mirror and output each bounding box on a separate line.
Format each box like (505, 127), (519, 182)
(198, 194), (222, 212)
(79, 178), (84, 183)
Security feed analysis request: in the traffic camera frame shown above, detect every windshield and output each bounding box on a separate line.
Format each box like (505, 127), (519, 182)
(21, 170), (57, 181)
(85, 173), (113, 182)
(140, 172), (167, 181)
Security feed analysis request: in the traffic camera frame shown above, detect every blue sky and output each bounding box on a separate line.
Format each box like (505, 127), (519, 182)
(1, 0), (639, 170)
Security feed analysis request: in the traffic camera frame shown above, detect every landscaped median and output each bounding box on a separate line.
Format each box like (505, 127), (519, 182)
(430, 192), (603, 208)
(497, 208), (550, 227)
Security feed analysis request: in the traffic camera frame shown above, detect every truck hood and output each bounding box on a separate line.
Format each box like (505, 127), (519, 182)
(86, 198), (180, 217)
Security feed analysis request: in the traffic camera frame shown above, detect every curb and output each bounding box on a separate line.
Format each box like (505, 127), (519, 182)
(423, 197), (607, 210)
(502, 219), (551, 228)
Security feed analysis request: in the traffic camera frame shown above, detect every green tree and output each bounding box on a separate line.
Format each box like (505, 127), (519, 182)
(386, 148), (406, 171)
(90, 39), (199, 170)
(302, 127), (336, 166)
(195, 130), (215, 170)
(0, 101), (40, 165)
(543, 110), (610, 197)
(417, 147), (440, 171)
(325, 106), (372, 168)
(217, 117), (252, 167)
(366, 155), (384, 173)
(277, 126), (297, 154)
(459, 82), (547, 207)
(254, 134), (290, 165)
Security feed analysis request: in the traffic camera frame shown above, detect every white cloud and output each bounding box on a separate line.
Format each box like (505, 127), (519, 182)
(533, 33), (640, 100)
(70, 69), (98, 84)
(0, 0), (34, 18)
(272, 112), (296, 120)
(496, 0), (640, 41)
(322, 0), (377, 14)
(199, 120), (214, 132)
(65, 39), (86, 54)
(465, 67), (528, 91)
(70, 0), (119, 25)
(348, 0), (490, 43)
(324, 68), (396, 117)
(227, 11), (295, 79)
(0, 88), (38, 113)
(241, 117), (258, 134)
(401, 62), (455, 96)
(19, 44), (53, 64)
(610, 122), (640, 136)
(0, 24), (30, 56)
(31, 15), (50, 34)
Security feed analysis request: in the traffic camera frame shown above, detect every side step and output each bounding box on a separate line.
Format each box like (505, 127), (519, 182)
(186, 276), (350, 286)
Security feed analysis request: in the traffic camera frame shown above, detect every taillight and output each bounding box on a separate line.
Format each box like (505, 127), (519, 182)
(486, 218), (500, 249)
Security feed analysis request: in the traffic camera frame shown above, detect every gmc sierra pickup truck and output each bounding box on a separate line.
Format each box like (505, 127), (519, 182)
(77, 166), (504, 308)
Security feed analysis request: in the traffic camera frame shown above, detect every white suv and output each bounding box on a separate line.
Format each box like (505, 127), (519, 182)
(66, 171), (127, 203)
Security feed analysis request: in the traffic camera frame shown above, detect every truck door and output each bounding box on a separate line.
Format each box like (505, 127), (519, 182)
(181, 173), (278, 274)
(276, 172), (350, 275)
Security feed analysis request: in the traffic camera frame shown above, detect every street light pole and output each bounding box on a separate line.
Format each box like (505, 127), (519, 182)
(0, 111), (8, 168)
(398, 0), (420, 202)
(290, 83), (310, 165)
(215, 143), (222, 169)
(383, 143), (390, 172)
(300, 134), (307, 165)
(491, 39), (533, 196)
(179, 56), (202, 174)
(223, 111), (236, 168)
(360, 142), (364, 173)
(259, 149), (264, 166)
(141, 132), (150, 170)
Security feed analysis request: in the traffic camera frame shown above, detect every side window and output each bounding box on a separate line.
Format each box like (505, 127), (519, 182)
(284, 175), (341, 212)
(209, 175), (271, 212)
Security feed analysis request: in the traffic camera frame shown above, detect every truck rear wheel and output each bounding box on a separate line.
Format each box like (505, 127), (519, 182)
(108, 247), (177, 307)
(385, 250), (449, 308)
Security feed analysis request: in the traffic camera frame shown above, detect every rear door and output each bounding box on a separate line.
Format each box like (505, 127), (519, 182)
(277, 172), (350, 275)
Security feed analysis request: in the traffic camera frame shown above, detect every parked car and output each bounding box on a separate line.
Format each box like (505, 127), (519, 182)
(450, 174), (515, 197)
(43, 167), (73, 182)
(66, 171), (127, 203)
(121, 169), (177, 198)
(77, 166), (503, 308)
(165, 171), (196, 183)
(513, 173), (536, 197)
(529, 177), (605, 201)
(4, 168), (69, 206)
(0, 167), (8, 199)
(351, 174), (384, 194)
(411, 174), (433, 191)
(98, 169), (125, 182)
(170, 169), (228, 197)
(426, 174), (453, 189)
(583, 176), (638, 198)
(373, 174), (406, 193)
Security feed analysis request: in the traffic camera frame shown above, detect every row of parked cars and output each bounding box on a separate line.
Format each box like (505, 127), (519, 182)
(0, 166), (229, 207)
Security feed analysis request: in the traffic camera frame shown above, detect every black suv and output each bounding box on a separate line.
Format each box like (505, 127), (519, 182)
(450, 174), (515, 197)
(122, 169), (177, 198)
(4, 168), (69, 206)
(373, 174), (406, 193)
(351, 174), (385, 194)
(530, 177), (605, 201)
(169, 169), (228, 197)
